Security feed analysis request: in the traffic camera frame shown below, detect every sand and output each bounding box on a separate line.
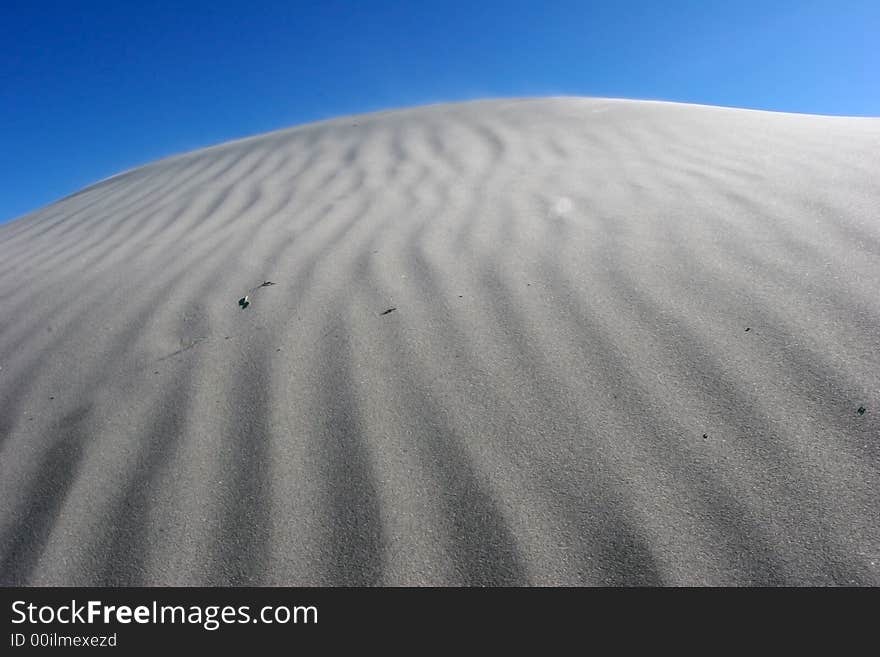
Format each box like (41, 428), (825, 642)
(0, 98), (878, 586)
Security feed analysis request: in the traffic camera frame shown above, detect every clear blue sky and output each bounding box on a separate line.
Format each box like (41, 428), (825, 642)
(1, 0), (878, 223)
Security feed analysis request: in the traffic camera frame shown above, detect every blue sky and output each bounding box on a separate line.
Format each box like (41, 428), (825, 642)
(1, 0), (877, 223)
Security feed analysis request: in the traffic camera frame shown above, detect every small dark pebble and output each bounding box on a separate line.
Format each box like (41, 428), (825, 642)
(702, 434), (708, 439)
(154, 371), (159, 374)
(380, 308), (397, 316)
(744, 327), (751, 332)
(276, 348), (281, 352)
(225, 336), (230, 340)
(857, 406), (866, 415)
(49, 396), (54, 400)
(458, 295), (463, 298)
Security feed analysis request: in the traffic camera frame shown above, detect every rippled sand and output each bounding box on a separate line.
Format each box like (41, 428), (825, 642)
(1, 98), (878, 585)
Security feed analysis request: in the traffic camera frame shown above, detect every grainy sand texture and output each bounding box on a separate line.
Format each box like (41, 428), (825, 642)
(1, 98), (878, 585)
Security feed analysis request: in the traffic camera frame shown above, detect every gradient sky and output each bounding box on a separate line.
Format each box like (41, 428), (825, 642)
(1, 0), (877, 223)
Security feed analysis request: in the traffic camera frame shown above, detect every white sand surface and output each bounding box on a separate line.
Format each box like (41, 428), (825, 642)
(1, 98), (878, 585)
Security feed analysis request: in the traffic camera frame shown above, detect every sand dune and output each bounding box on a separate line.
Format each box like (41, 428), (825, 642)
(1, 98), (878, 585)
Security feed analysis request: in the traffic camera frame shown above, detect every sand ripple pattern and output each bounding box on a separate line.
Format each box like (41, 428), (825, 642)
(1, 98), (879, 585)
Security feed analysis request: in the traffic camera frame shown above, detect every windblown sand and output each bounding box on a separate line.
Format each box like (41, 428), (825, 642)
(1, 98), (878, 585)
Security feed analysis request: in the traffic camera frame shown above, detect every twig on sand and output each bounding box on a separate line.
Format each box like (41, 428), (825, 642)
(156, 336), (209, 362)
(238, 281), (276, 309)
